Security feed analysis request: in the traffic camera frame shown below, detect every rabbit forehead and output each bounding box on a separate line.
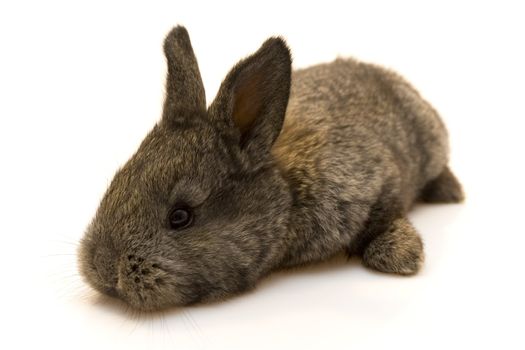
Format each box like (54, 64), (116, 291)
(128, 123), (228, 185)
(97, 123), (230, 220)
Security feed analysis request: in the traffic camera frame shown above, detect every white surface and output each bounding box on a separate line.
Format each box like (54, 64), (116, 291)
(1, 1), (524, 349)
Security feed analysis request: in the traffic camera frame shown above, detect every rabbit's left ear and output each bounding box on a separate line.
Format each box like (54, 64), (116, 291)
(162, 26), (206, 119)
(209, 37), (292, 164)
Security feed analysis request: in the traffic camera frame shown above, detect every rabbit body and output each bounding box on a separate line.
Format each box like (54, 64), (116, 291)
(78, 27), (463, 310)
(274, 58), (451, 268)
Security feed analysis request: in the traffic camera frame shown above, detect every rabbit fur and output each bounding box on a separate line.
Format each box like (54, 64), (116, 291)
(78, 26), (464, 310)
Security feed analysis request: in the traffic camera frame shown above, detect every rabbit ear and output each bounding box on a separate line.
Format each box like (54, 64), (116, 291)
(208, 37), (292, 164)
(162, 26), (206, 119)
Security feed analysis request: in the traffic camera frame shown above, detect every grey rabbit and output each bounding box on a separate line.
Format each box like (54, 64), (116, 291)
(78, 26), (464, 310)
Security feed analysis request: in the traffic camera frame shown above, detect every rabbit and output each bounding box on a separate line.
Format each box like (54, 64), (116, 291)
(78, 26), (464, 311)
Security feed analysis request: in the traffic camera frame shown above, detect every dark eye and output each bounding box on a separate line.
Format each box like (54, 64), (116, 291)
(168, 206), (193, 230)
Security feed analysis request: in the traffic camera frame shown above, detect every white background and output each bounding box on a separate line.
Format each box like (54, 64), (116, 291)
(1, 1), (524, 349)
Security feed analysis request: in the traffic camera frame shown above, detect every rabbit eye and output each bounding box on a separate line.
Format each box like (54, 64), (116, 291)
(168, 206), (193, 230)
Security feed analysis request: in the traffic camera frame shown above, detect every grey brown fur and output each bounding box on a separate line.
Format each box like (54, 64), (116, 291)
(78, 26), (463, 310)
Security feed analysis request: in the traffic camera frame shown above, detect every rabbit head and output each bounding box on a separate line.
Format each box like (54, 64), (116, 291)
(78, 26), (292, 310)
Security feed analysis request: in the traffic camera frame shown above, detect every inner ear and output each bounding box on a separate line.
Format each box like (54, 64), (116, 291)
(232, 71), (264, 136)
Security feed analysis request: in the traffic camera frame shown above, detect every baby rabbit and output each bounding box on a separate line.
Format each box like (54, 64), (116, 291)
(78, 26), (463, 310)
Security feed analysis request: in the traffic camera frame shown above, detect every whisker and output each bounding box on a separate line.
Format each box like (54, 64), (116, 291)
(128, 308), (141, 336)
(48, 273), (82, 282)
(182, 309), (205, 347)
(186, 309), (205, 343)
(47, 239), (80, 246)
(49, 234), (82, 245)
(179, 309), (191, 336)
(55, 283), (95, 302)
(41, 253), (77, 257)
(118, 304), (132, 330)
(162, 312), (175, 346)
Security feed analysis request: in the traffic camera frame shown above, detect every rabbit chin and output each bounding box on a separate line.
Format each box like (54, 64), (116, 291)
(116, 284), (183, 311)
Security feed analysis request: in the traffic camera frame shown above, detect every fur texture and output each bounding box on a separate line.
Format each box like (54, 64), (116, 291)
(78, 26), (463, 310)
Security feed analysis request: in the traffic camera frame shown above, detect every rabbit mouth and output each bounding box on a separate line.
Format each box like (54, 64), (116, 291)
(113, 255), (182, 310)
(100, 285), (119, 299)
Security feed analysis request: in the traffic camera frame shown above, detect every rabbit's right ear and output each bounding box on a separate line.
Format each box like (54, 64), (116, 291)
(208, 38), (292, 167)
(162, 26), (206, 120)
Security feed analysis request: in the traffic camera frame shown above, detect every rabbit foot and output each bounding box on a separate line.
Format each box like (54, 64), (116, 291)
(420, 166), (464, 203)
(362, 217), (424, 275)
